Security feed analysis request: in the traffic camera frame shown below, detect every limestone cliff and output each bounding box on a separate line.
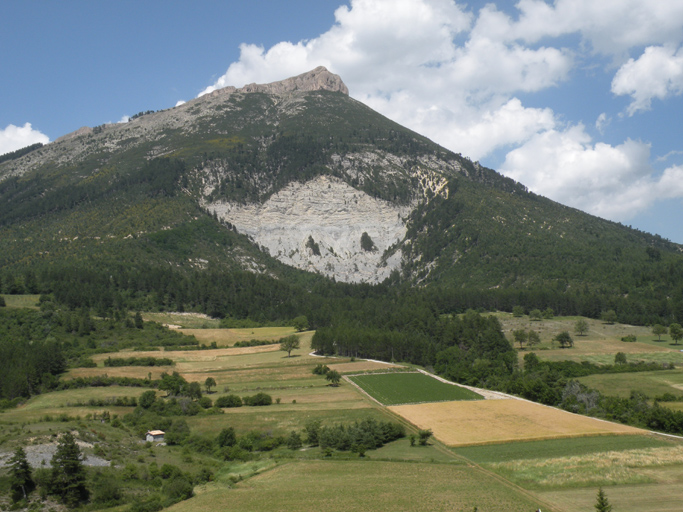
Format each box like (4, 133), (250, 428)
(207, 176), (409, 283)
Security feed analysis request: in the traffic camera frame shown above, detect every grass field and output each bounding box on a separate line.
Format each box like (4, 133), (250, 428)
(455, 434), (674, 463)
(490, 444), (683, 490)
(496, 313), (683, 365)
(167, 460), (552, 512)
(389, 399), (645, 446)
(539, 472), (683, 512)
(1, 294), (40, 309)
(178, 326), (301, 347)
(348, 372), (482, 405)
(579, 369), (683, 398)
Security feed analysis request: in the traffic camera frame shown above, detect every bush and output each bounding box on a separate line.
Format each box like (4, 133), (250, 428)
(217, 427), (237, 448)
(312, 364), (330, 375)
(214, 395), (243, 408)
(198, 396), (212, 409)
(242, 392), (272, 406)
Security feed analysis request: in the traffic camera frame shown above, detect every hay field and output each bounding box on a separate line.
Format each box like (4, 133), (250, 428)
(178, 326), (299, 347)
(389, 399), (645, 446)
(539, 479), (683, 512)
(490, 444), (683, 489)
(167, 460), (551, 512)
(327, 361), (401, 373)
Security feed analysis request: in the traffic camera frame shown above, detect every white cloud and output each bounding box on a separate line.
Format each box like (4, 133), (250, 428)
(499, 125), (683, 220)
(117, 115), (130, 124)
(175, 100), (186, 107)
(595, 113), (610, 134)
(611, 45), (683, 115)
(0, 123), (49, 156)
(196, 0), (683, 225)
(512, 0), (683, 56)
(199, 0), (571, 162)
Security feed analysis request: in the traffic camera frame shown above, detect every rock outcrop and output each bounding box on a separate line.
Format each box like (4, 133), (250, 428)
(207, 176), (409, 283)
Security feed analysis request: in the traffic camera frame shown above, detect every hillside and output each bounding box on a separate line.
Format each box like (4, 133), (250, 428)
(1, 67), (683, 323)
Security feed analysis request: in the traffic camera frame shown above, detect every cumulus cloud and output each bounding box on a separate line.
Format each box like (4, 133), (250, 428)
(196, 0), (683, 223)
(612, 45), (683, 115)
(175, 100), (186, 107)
(512, 0), (683, 56)
(0, 123), (49, 156)
(199, 0), (571, 161)
(499, 125), (683, 220)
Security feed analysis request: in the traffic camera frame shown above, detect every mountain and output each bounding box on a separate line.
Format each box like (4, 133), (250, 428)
(2, 67), (683, 321)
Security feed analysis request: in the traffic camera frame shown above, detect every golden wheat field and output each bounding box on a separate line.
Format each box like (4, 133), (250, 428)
(389, 399), (645, 446)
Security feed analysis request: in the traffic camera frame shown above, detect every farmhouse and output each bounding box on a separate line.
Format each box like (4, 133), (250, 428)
(145, 430), (165, 442)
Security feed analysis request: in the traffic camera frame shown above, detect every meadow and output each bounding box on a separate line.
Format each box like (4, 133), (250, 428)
(579, 369), (683, 399)
(497, 312), (683, 363)
(167, 460), (550, 512)
(348, 371), (482, 405)
(1, 294), (40, 309)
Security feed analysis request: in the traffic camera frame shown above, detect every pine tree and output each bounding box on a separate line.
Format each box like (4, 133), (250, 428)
(50, 433), (89, 507)
(9, 447), (34, 502)
(595, 487), (612, 512)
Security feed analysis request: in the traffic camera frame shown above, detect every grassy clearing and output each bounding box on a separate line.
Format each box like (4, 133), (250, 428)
(455, 434), (676, 463)
(167, 460), (551, 512)
(579, 369), (683, 398)
(142, 311), (219, 328)
(389, 399), (645, 446)
(178, 326), (299, 347)
(349, 372), (482, 405)
(1, 294), (40, 309)
(490, 444), (683, 490)
(495, 313), (683, 364)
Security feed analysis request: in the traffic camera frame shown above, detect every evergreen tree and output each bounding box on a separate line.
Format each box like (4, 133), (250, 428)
(134, 311), (144, 329)
(9, 447), (34, 502)
(49, 432), (89, 507)
(594, 487), (612, 512)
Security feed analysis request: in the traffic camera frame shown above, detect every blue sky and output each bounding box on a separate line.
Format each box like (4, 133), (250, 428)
(3, 0), (683, 242)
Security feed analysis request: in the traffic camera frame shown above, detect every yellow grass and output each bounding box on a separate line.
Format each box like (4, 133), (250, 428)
(539, 466), (683, 512)
(178, 326), (299, 346)
(327, 361), (401, 373)
(389, 399), (645, 446)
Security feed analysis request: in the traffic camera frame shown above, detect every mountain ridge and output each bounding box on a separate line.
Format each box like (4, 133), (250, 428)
(1, 67), (682, 310)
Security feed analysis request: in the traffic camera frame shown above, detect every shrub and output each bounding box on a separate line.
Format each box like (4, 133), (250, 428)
(312, 364), (330, 375)
(214, 395), (242, 408)
(242, 392), (272, 406)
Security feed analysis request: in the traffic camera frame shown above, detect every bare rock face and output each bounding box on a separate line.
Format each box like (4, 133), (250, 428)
(206, 176), (409, 283)
(237, 66), (348, 96)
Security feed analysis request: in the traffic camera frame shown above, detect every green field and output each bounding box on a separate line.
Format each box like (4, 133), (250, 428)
(167, 460), (550, 512)
(0, 294), (40, 309)
(455, 434), (674, 463)
(349, 372), (482, 405)
(579, 369), (683, 398)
